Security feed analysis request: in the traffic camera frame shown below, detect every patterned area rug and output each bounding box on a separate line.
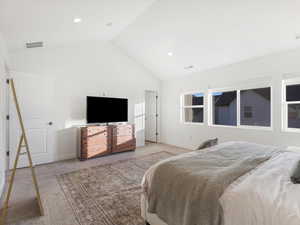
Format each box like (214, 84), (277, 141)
(57, 151), (174, 225)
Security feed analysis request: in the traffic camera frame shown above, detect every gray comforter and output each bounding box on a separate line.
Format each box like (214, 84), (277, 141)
(146, 142), (279, 225)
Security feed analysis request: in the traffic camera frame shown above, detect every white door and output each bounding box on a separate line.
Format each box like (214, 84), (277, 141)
(145, 91), (157, 143)
(9, 73), (54, 168)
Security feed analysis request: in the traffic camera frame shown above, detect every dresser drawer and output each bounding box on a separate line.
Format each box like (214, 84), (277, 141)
(84, 135), (109, 146)
(112, 125), (134, 136)
(86, 126), (109, 136)
(112, 137), (136, 153)
(81, 144), (110, 158)
(112, 135), (134, 145)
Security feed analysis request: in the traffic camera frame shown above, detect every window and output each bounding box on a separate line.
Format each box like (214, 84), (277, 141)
(209, 86), (272, 129)
(212, 91), (237, 126)
(240, 87), (271, 127)
(182, 92), (204, 123)
(283, 82), (300, 130)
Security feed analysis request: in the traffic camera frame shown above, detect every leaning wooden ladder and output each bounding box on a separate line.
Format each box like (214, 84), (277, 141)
(0, 79), (44, 225)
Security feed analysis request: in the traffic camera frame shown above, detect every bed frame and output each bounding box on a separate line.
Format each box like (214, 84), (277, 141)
(141, 193), (167, 225)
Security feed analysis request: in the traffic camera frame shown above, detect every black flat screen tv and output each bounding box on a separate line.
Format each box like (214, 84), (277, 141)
(87, 96), (128, 123)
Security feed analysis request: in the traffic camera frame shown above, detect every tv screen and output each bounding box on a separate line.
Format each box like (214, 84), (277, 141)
(87, 96), (128, 123)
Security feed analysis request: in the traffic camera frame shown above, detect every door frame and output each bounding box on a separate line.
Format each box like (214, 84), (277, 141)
(4, 63), (10, 170)
(7, 72), (55, 168)
(144, 90), (158, 143)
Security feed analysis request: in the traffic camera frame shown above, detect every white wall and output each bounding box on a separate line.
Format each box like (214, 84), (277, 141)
(0, 33), (8, 198)
(9, 41), (160, 162)
(161, 48), (300, 149)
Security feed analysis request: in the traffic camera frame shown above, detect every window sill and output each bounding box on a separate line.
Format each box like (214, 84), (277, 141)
(208, 124), (273, 131)
(182, 122), (204, 126)
(238, 125), (273, 131)
(208, 124), (238, 129)
(282, 128), (300, 133)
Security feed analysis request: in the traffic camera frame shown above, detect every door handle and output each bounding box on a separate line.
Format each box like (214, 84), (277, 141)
(48, 122), (53, 126)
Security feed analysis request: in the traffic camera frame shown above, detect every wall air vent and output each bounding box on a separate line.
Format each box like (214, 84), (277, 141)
(26, 41), (44, 48)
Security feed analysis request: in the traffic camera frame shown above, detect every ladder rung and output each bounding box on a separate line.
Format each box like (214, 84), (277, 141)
(21, 145), (26, 148)
(19, 152), (27, 155)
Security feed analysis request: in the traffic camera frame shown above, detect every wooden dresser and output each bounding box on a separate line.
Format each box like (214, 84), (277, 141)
(79, 124), (135, 160)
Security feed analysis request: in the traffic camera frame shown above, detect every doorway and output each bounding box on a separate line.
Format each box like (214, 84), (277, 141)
(145, 90), (158, 143)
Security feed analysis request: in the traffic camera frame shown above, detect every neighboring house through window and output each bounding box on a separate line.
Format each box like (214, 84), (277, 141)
(212, 91), (237, 126)
(240, 87), (271, 127)
(181, 92), (204, 124)
(209, 86), (272, 129)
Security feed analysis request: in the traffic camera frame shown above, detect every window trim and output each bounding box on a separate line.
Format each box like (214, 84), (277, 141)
(181, 91), (205, 125)
(208, 89), (238, 128)
(208, 85), (273, 131)
(282, 78), (300, 133)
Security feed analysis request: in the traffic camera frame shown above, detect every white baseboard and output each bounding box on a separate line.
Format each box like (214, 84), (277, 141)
(54, 152), (77, 162)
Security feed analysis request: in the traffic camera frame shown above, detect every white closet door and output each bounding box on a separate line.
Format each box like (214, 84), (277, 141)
(9, 73), (54, 168)
(145, 91), (157, 143)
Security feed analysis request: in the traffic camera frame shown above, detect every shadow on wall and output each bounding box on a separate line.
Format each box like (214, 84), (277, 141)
(134, 102), (145, 147)
(55, 126), (79, 160)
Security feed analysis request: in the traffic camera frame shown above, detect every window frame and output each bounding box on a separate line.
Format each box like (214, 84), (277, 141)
(209, 88), (238, 128)
(282, 78), (300, 133)
(180, 91), (205, 125)
(208, 85), (273, 131)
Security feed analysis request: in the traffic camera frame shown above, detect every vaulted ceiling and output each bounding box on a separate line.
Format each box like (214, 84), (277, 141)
(0, 0), (156, 49)
(1, 0), (300, 80)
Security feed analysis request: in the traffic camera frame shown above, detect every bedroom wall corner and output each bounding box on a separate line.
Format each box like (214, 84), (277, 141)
(0, 33), (8, 199)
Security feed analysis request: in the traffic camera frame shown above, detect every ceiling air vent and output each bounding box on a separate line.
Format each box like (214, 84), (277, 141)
(184, 65), (194, 70)
(26, 41), (44, 48)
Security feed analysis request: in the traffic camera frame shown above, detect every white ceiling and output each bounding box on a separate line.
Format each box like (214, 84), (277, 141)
(114, 0), (300, 80)
(0, 0), (156, 50)
(1, 0), (300, 80)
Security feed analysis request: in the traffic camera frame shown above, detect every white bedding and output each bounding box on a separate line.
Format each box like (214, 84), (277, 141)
(220, 151), (300, 225)
(142, 143), (300, 225)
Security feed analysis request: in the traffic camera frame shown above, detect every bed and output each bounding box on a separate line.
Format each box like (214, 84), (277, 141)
(141, 142), (300, 225)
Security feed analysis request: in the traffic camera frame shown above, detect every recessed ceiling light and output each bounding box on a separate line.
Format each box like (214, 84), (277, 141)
(168, 52), (173, 56)
(73, 18), (82, 23)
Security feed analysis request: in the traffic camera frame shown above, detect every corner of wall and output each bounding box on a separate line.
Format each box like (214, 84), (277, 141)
(0, 32), (8, 198)
(109, 40), (162, 83)
(0, 174), (4, 199)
